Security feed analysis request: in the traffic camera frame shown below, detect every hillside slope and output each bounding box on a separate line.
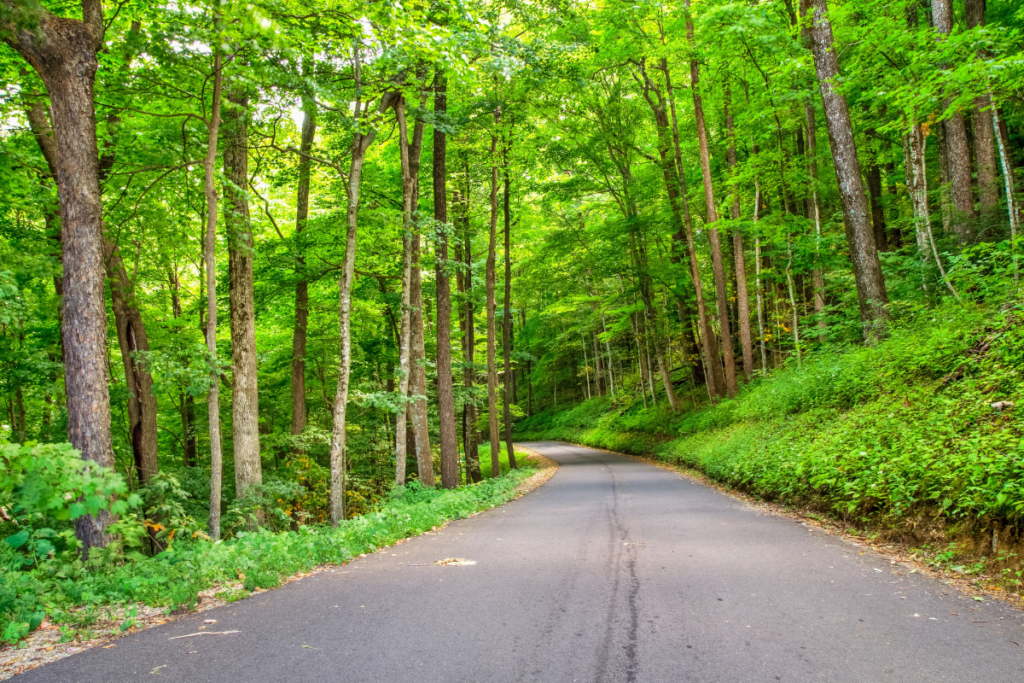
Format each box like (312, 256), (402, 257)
(516, 299), (1024, 582)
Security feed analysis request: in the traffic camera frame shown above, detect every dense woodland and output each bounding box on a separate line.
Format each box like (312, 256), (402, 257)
(1, 0), (1024, 640)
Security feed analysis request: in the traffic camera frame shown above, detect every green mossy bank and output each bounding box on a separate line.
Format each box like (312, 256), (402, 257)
(516, 300), (1024, 553)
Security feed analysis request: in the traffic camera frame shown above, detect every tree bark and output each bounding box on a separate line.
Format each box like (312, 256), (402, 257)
(501, 163), (518, 468)
(725, 84), (754, 380)
(23, 94), (160, 487)
(291, 80), (316, 444)
(433, 75), (459, 489)
(965, 0), (1000, 225)
(4, 1), (113, 553)
(105, 241), (159, 485)
(802, 0), (889, 340)
(223, 91), (263, 497)
(459, 175), (483, 482)
(203, 48), (225, 539)
(393, 93), (422, 486)
(682, 6), (738, 395)
(486, 111), (502, 478)
(932, 0), (978, 244)
(660, 60), (723, 399)
(169, 269), (197, 467)
(409, 233), (434, 486)
(327, 57), (394, 521)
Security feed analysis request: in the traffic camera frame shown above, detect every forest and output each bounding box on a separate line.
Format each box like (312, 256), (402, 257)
(1, 0), (1023, 649)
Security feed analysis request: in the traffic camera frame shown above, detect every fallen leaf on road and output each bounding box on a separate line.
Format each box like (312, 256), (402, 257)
(973, 597), (985, 602)
(168, 631), (240, 640)
(102, 644), (116, 649)
(435, 558), (477, 566)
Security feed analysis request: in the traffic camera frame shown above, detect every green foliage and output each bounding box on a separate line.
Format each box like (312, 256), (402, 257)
(0, 464), (534, 645)
(518, 297), (1024, 533)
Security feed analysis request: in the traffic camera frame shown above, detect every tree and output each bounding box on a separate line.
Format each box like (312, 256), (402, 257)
(801, 0), (889, 340)
(2, 0), (115, 553)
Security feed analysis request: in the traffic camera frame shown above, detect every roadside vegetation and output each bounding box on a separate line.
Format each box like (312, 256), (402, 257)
(517, 254), (1024, 592)
(0, 446), (530, 645)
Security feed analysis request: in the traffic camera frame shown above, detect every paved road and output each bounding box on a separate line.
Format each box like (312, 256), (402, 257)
(21, 442), (1024, 682)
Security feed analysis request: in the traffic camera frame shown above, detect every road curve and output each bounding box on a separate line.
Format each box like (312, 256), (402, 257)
(19, 441), (1024, 682)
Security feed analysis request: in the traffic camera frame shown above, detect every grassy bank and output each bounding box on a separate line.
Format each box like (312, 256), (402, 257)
(0, 449), (535, 645)
(516, 299), (1024, 585)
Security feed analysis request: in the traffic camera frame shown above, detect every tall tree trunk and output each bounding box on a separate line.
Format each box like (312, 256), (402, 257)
(394, 97), (415, 486)
(802, 0), (889, 340)
(459, 177), (483, 482)
(24, 94), (160, 486)
(433, 75), (459, 489)
(936, 123), (953, 233)
(521, 308), (533, 417)
(752, 182), (770, 371)
(223, 91), (262, 497)
(501, 163), (518, 469)
(725, 84), (754, 379)
(203, 49), (225, 539)
(327, 57), (393, 521)
(682, 7), (738, 395)
(5, 1), (113, 553)
(106, 241), (159, 485)
(291, 82), (316, 444)
(804, 80), (827, 343)
(409, 233), (434, 485)
(169, 269), (197, 467)
(864, 126), (889, 252)
(661, 61), (724, 399)
(486, 110), (502, 478)
(402, 91), (433, 488)
(965, 0), (1000, 226)
(932, 0), (978, 244)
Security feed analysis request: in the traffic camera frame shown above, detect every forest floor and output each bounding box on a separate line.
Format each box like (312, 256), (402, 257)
(12, 442), (1024, 682)
(0, 447), (555, 680)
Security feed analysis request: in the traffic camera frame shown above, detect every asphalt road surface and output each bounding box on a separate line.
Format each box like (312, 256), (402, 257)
(20, 441), (1024, 682)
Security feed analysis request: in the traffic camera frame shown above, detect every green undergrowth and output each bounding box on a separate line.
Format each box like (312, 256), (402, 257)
(517, 296), (1024, 583)
(0, 450), (534, 645)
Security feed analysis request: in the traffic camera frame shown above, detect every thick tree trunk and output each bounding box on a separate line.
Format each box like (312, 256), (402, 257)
(486, 113), (501, 478)
(682, 7), (738, 395)
(203, 50), (225, 539)
(433, 76), (459, 489)
(24, 93), (160, 486)
(501, 165), (518, 469)
(5, 2), (113, 553)
(802, 0), (889, 340)
(725, 84), (754, 380)
(291, 89), (316, 442)
(932, 0), (978, 244)
(965, 0), (1000, 226)
(223, 91), (262, 497)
